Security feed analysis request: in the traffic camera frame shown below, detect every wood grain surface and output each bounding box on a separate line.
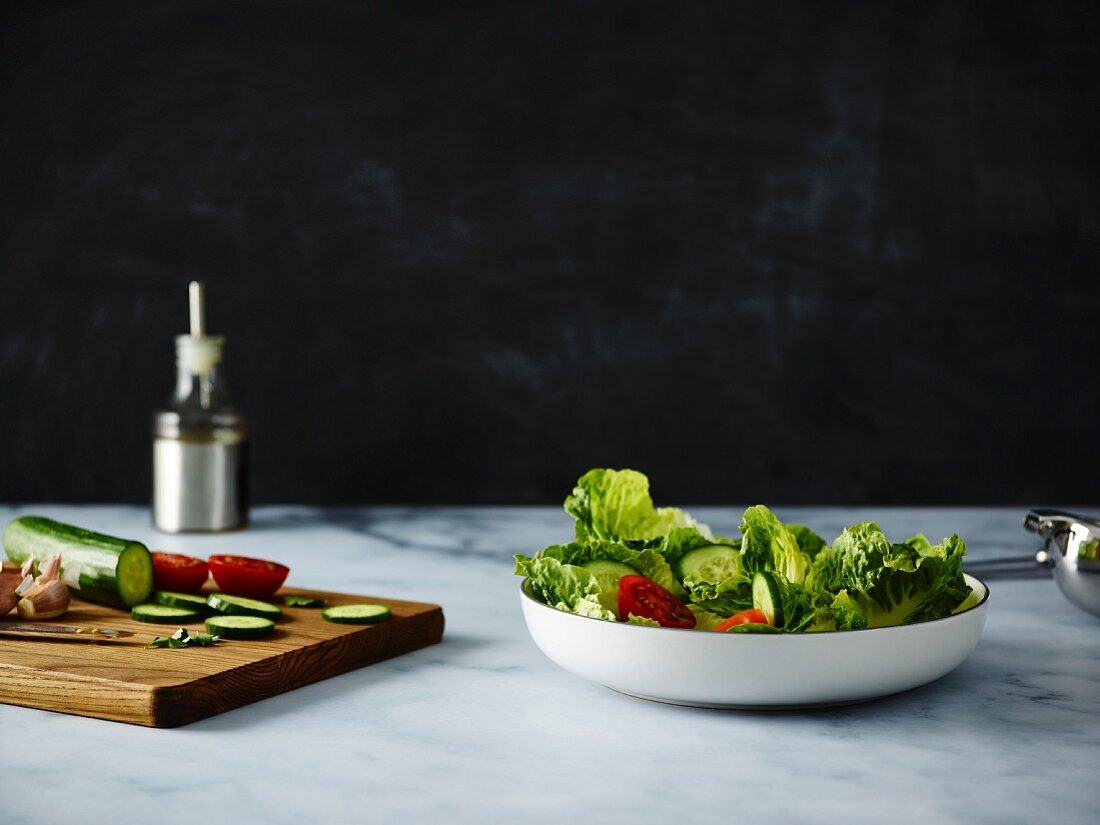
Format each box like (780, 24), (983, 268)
(0, 587), (444, 727)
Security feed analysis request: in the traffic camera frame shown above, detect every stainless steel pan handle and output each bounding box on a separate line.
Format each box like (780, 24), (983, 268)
(965, 551), (1052, 576)
(1022, 509), (1100, 539)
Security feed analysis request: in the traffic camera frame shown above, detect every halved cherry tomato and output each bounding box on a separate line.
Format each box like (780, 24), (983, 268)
(617, 575), (696, 629)
(714, 608), (771, 632)
(151, 552), (209, 594)
(208, 554), (289, 598)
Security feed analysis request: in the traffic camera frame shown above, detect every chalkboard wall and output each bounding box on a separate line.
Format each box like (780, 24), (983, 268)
(2, 0), (1098, 505)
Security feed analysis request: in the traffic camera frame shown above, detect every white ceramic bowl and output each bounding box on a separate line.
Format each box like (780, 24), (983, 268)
(520, 574), (989, 708)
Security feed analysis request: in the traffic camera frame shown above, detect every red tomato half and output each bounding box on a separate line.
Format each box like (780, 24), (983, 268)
(617, 575), (696, 629)
(714, 608), (770, 632)
(151, 552), (209, 594)
(208, 554), (289, 598)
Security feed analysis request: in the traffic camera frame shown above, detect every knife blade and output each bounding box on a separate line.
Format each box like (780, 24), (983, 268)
(0, 623), (135, 640)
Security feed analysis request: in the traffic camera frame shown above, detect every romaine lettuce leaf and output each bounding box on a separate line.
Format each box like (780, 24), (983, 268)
(808, 523), (971, 627)
(514, 555), (615, 621)
(682, 574), (754, 617)
(514, 530), (694, 620)
(564, 468), (710, 543)
(775, 577), (817, 632)
(524, 539), (686, 599)
(739, 505), (813, 585)
(788, 524), (827, 560)
(687, 604), (727, 630)
(807, 590), (868, 632)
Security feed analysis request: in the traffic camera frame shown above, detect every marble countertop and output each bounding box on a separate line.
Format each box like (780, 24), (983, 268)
(1, 505), (1097, 824)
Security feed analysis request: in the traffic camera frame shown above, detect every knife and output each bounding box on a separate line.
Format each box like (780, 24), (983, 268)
(0, 623), (135, 640)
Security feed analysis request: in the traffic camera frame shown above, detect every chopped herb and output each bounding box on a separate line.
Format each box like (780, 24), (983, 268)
(283, 594), (327, 608)
(145, 627), (221, 649)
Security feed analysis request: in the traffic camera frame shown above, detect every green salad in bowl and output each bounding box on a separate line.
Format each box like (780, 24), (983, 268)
(515, 468), (979, 634)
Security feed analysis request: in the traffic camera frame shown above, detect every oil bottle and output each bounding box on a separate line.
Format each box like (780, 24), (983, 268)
(152, 282), (249, 532)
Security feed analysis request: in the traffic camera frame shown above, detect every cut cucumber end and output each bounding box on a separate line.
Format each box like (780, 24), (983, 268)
(322, 604), (392, 624)
(118, 543), (155, 607)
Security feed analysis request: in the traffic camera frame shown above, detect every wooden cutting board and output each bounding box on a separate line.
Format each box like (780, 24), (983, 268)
(0, 587), (444, 727)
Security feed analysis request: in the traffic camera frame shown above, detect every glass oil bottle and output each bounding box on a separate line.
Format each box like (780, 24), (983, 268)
(153, 282), (249, 532)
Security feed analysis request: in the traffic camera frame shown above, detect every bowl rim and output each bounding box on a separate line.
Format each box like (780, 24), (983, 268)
(520, 572), (989, 636)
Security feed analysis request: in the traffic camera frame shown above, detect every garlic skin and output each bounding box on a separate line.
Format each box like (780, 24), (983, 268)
(0, 560), (29, 615)
(14, 553), (71, 620)
(0, 589), (18, 616)
(1, 560), (25, 589)
(17, 580), (72, 620)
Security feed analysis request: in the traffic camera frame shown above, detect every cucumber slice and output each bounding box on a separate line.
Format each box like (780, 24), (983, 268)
(132, 604), (202, 624)
(580, 560), (638, 616)
(206, 593), (282, 618)
(155, 591), (210, 613)
(3, 516), (154, 607)
(322, 604), (392, 624)
(752, 570), (784, 627)
(205, 615), (276, 639)
(677, 545), (741, 582)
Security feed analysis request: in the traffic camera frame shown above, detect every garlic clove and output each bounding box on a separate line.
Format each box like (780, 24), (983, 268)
(16, 579), (71, 620)
(0, 590), (18, 616)
(36, 553), (62, 583)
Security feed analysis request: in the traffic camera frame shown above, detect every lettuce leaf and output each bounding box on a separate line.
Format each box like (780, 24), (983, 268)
(808, 522), (971, 627)
(522, 539), (686, 599)
(682, 574), (754, 617)
(739, 505), (813, 585)
(564, 468), (710, 543)
(514, 555), (615, 621)
(806, 590), (868, 632)
(776, 577), (818, 632)
(687, 604), (727, 630)
(514, 531), (692, 620)
(788, 524), (827, 560)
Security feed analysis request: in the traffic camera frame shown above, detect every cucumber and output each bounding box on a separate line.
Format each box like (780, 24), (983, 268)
(206, 615), (276, 639)
(322, 604), (392, 624)
(580, 560), (637, 616)
(3, 516), (154, 608)
(132, 604), (202, 624)
(677, 544), (741, 582)
(206, 592), (282, 619)
(752, 570), (784, 627)
(155, 591), (211, 613)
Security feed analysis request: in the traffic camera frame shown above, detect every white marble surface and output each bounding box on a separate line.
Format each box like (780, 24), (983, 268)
(1, 505), (1098, 825)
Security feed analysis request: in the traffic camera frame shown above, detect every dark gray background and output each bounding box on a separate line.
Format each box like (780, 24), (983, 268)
(2, 1), (1098, 505)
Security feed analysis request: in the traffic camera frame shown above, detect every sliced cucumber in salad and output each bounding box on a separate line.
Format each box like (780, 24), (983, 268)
(677, 544), (740, 582)
(752, 571), (784, 627)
